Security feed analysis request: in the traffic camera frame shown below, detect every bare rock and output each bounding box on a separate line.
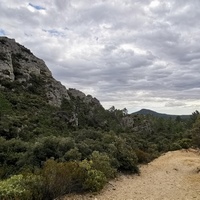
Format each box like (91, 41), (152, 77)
(0, 37), (70, 106)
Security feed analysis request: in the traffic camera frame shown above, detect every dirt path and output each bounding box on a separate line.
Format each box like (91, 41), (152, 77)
(64, 149), (200, 200)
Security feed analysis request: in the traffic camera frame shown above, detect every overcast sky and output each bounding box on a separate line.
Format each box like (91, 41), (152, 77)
(0, 0), (200, 115)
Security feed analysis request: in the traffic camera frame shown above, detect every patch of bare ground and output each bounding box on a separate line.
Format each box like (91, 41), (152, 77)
(62, 149), (200, 200)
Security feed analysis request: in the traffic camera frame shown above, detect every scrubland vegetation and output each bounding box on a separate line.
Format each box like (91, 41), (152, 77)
(0, 76), (200, 200)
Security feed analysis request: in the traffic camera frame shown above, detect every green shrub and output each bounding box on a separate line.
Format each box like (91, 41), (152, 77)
(170, 143), (182, 151)
(0, 92), (12, 117)
(89, 151), (116, 179)
(0, 174), (26, 199)
(178, 138), (192, 149)
(135, 149), (151, 163)
(0, 174), (43, 200)
(40, 159), (86, 199)
(115, 139), (139, 173)
(83, 169), (107, 192)
(79, 156), (112, 192)
(64, 148), (82, 161)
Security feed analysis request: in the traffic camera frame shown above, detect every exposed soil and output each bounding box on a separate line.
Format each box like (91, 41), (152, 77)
(63, 149), (200, 200)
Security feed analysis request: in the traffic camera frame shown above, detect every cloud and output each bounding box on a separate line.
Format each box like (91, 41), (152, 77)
(54, 0), (72, 11)
(0, 0), (200, 115)
(165, 102), (186, 107)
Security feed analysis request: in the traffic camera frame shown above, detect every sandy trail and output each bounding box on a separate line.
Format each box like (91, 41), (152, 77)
(64, 149), (200, 200)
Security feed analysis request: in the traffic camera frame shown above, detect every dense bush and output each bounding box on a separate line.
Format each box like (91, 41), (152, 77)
(36, 159), (110, 198)
(40, 160), (86, 199)
(83, 169), (107, 192)
(135, 149), (151, 163)
(89, 151), (117, 179)
(0, 174), (43, 200)
(191, 116), (200, 147)
(170, 142), (182, 151)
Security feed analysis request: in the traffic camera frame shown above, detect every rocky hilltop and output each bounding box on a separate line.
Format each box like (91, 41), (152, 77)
(0, 37), (101, 108)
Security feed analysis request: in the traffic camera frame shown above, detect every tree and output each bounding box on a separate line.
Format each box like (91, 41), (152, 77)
(191, 116), (200, 147)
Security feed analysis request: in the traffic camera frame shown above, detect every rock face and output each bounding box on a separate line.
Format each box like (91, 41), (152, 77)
(68, 88), (101, 107)
(0, 37), (76, 107)
(0, 37), (71, 106)
(0, 37), (51, 82)
(121, 115), (135, 128)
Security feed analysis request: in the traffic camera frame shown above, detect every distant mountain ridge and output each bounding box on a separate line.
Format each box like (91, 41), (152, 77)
(132, 109), (190, 119)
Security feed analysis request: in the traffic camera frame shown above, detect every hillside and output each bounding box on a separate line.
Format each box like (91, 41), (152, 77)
(133, 109), (190, 119)
(65, 149), (200, 200)
(0, 36), (110, 129)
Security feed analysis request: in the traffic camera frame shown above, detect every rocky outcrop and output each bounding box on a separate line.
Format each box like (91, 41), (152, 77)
(0, 37), (51, 81)
(46, 79), (70, 106)
(0, 37), (70, 106)
(53, 111), (78, 127)
(121, 115), (135, 128)
(68, 88), (101, 108)
(0, 37), (102, 110)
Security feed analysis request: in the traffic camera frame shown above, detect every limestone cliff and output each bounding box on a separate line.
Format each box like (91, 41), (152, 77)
(0, 37), (71, 106)
(0, 37), (101, 109)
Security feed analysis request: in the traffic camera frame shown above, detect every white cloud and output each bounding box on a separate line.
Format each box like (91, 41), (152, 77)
(0, 0), (200, 115)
